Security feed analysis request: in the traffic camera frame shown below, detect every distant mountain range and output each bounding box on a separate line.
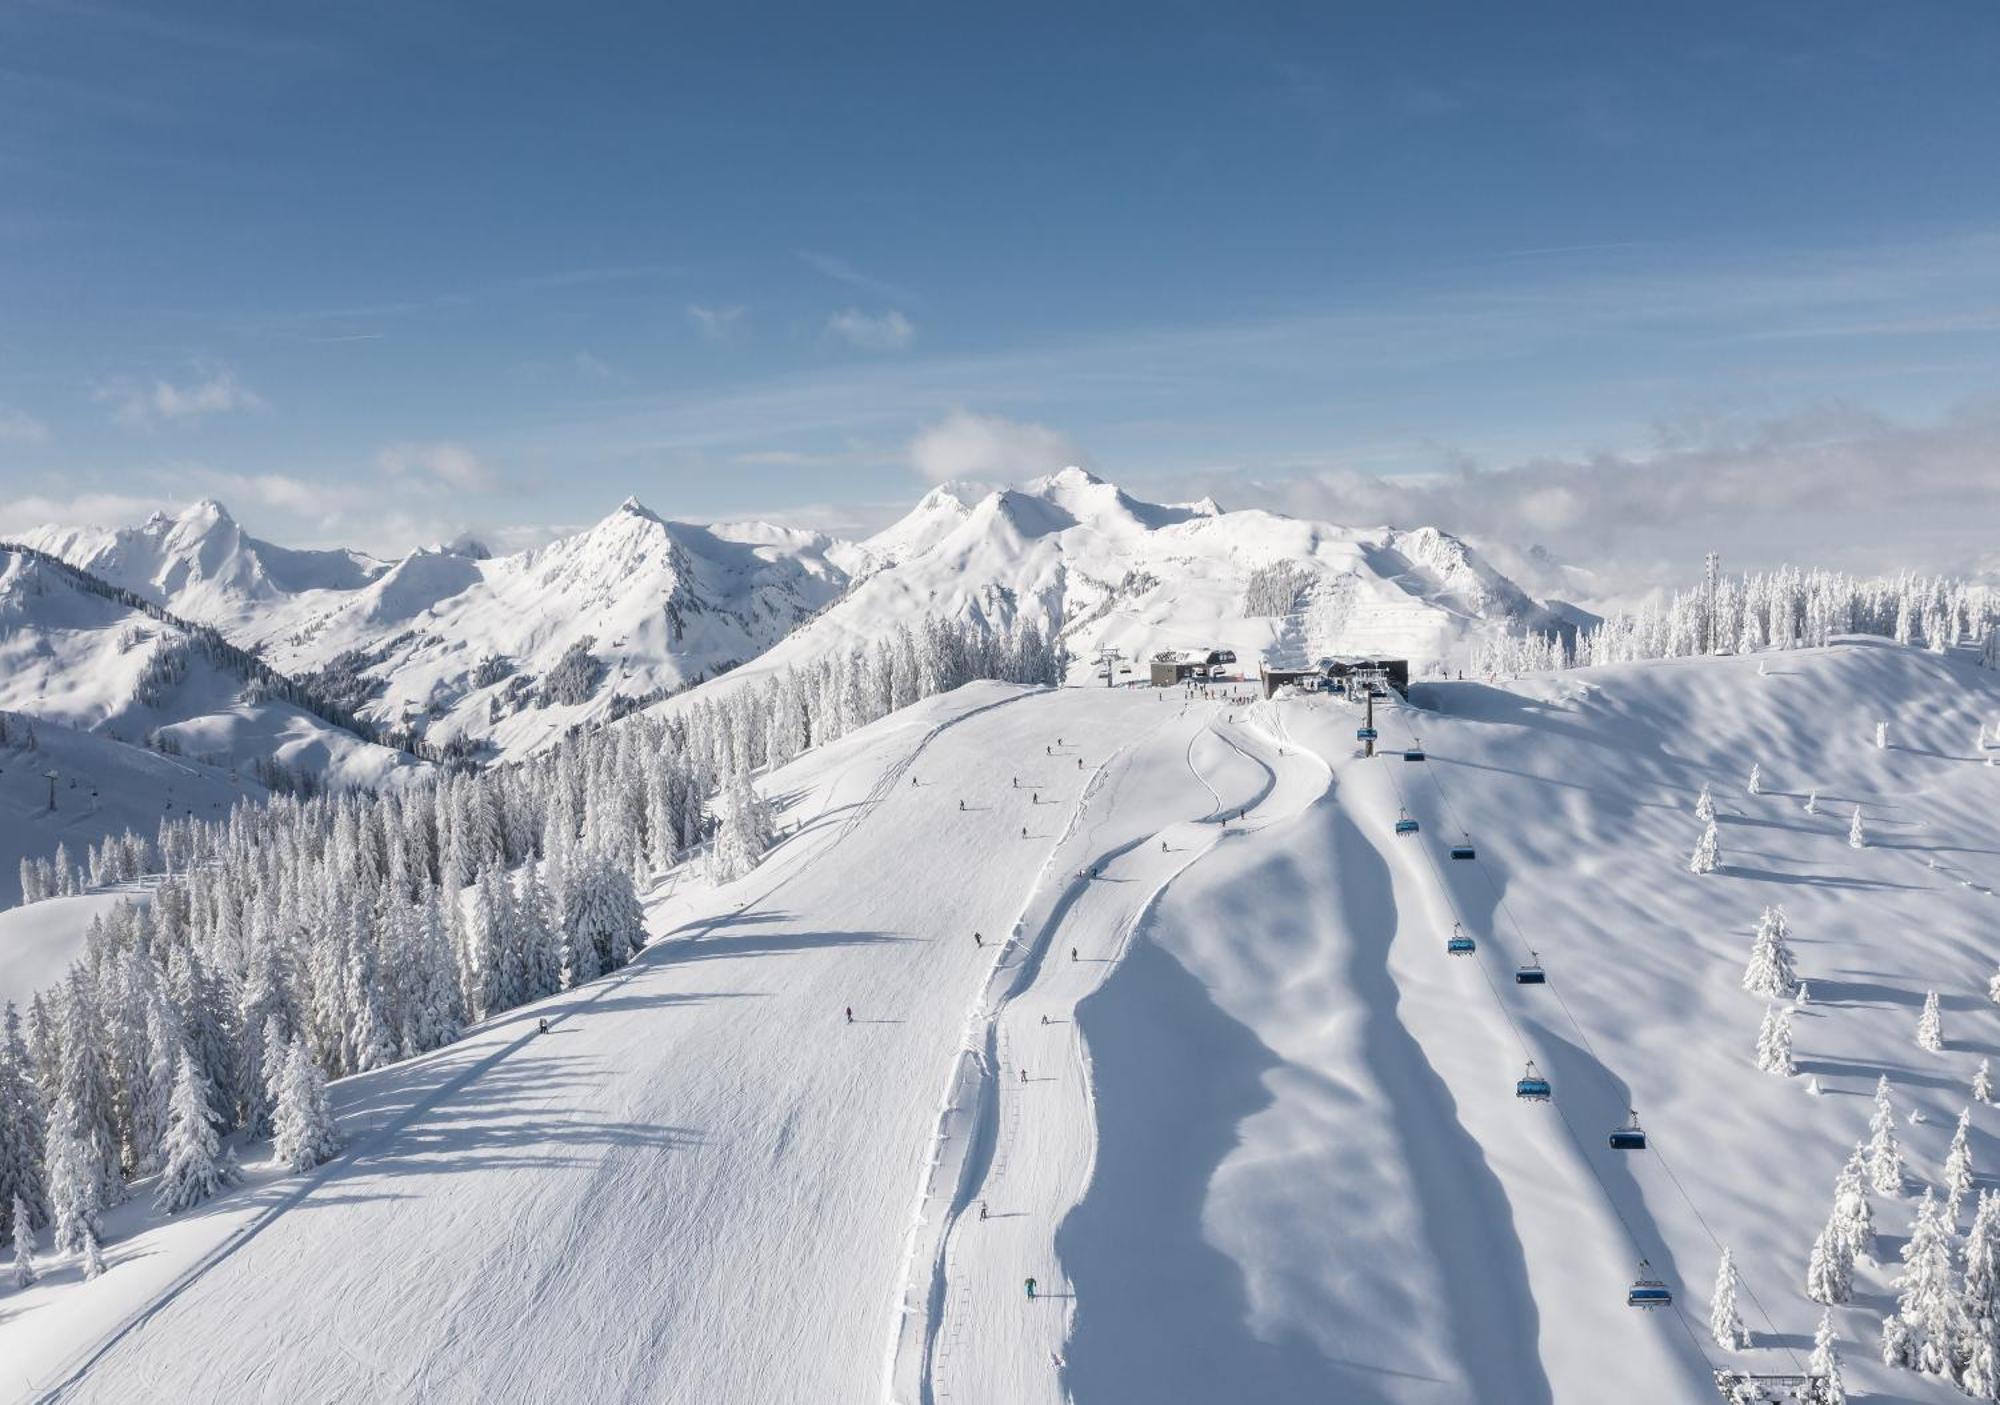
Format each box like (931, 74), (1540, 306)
(15, 471), (1580, 761)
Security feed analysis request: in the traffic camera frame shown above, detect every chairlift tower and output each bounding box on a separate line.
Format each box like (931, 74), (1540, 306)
(1093, 645), (1123, 688)
(43, 767), (58, 810)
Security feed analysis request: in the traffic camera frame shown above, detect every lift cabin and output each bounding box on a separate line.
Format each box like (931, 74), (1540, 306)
(1514, 952), (1546, 985)
(1515, 1060), (1551, 1100)
(1446, 923), (1476, 956)
(1394, 811), (1419, 836)
(1610, 1110), (1648, 1151)
(1627, 1262), (1672, 1308)
(1357, 726), (1379, 743)
(1403, 745), (1426, 762)
(1449, 837), (1476, 860)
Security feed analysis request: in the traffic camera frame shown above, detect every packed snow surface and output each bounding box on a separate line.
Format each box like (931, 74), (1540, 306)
(4, 639), (1995, 1403)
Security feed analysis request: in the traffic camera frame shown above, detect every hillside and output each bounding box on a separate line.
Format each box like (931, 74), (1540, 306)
(4, 639), (1993, 1402)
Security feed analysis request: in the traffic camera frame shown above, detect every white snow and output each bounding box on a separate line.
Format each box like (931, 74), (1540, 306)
(4, 637), (1993, 1402)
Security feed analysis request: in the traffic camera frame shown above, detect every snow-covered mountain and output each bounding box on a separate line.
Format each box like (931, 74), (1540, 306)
(0, 546), (411, 778)
(744, 467), (1568, 688)
(19, 475), (1569, 759)
(25, 498), (863, 760)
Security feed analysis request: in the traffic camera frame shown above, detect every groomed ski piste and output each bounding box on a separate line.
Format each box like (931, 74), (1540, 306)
(3, 638), (1997, 1403)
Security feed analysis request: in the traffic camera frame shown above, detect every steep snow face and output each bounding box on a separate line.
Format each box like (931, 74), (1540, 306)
(750, 468), (1559, 687)
(256, 499), (857, 758)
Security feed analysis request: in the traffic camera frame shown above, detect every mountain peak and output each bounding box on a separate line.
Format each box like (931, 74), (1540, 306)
(1027, 465), (1103, 494)
(181, 498), (234, 525)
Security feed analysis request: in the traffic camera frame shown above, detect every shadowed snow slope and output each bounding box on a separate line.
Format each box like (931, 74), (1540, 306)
(7, 637), (1984, 1404)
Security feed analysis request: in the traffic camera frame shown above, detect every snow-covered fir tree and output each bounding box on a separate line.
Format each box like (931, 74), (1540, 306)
(1869, 1078), (1907, 1196)
(1711, 1246), (1750, 1350)
(9, 1191), (34, 1288)
(707, 767), (775, 884)
(1690, 819), (1721, 876)
(1746, 763), (1762, 795)
(1961, 1190), (2000, 1397)
(1918, 991), (1945, 1054)
(272, 1039), (340, 1174)
(1946, 1109), (1977, 1225)
(1803, 788), (1818, 814)
(1695, 782), (1715, 822)
(1877, 720), (1890, 749)
(155, 1048), (233, 1213)
(1809, 1308), (1847, 1404)
(1849, 806), (1867, 849)
(1977, 1059), (1995, 1106)
(1741, 905), (1798, 999)
(1884, 1187), (1965, 1379)
(1755, 1004), (1795, 1076)
(1805, 1218), (1850, 1305)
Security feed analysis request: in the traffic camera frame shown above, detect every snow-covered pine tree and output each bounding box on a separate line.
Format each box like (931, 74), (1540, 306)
(514, 867), (562, 1002)
(1885, 1187), (1966, 1378)
(1711, 1246), (1751, 1350)
(1806, 1219), (1851, 1305)
(1977, 1059), (1995, 1105)
(1695, 782), (1716, 822)
(1877, 720), (1890, 749)
(0, 1002), (48, 1238)
(706, 768), (774, 884)
(1809, 1309), (1847, 1405)
(1946, 1109), (1977, 1225)
(45, 1118), (103, 1256)
(272, 1039), (340, 1174)
(10, 1192), (33, 1288)
(1755, 1004), (1795, 1076)
(1869, 1078), (1907, 1196)
(1961, 1190), (2000, 1397)
(1690, 819), (1721, 875)
(80, 1225), (104, 1279)
(1747, 763), (1762, 795)
(1803, 788), (1818, 814)
(155, 1048), (232, 1213)
(1918, 991), (1945, 1054)
(1742, 905), (1798, 998)
(1849, 806), (1867, 849)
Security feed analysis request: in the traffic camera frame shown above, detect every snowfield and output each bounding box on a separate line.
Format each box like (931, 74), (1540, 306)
(2, 639), (1997, 1403)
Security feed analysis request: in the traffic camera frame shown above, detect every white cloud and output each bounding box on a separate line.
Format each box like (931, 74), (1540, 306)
(376, 441), (496, 492)
(0, 490), (176, 536)
(796, 250), (919, 306)
(827, 307), (915, 352)
(101, 365), (268, 428)
(1160, 396), (2000, 594)
(908, 409), (1081, 484)
(0, 407), (50, 445)
(687, 304), (747, 343)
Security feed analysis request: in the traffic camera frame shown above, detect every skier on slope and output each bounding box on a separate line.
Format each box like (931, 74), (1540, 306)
(845, 1007), (853, 1023)
(538, 1018), (549, 1034)
(1070, 947), (1078, 962)
(1026, 1278), (1037, 1299)
(974, 932), (983, 947)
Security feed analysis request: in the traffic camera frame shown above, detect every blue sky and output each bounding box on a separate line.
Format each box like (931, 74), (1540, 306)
(3, 1), (1999, 571)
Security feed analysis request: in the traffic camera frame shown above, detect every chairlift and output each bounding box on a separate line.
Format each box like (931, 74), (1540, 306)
(1357, 727), (1379, 742)
(1394, 811), (1419, 836)
(1515, 1060), (1551, 1100)
(1446, 922), (1476, 956)
(1609, 1110), (1648, 1151)
(1627, 1261), (1672, 1308)
(1403, 745), (1426, 762)
(1449, 835), (1476, 860)
(1514, 951), (1546, 985)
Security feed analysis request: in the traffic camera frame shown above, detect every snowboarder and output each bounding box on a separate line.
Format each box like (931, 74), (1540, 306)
(1040, 1014), (1048, 1026)
(845, 1007), (853, 1023)
(911, 776), (917, 787)
(974, 931), (983, 947)
(1021, 1068), (1027, 1082)
(1160, 839), (1167, 853)
(1070, 947), (1078, 962)
(537, 1018), (549, 1034)
(1021, 826), (1027, 838)
(979, 1202), (988, 1220)
(958, 799), (964, 811)
(1026, 1278), (1037, 1299)
(1077, 758), (1083, 770)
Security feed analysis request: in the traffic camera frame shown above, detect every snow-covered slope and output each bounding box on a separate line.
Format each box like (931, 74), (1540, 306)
(737, 468), (1565, 691)
(9, 639), (1993, 1402)
(0, 546), (418, 811)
